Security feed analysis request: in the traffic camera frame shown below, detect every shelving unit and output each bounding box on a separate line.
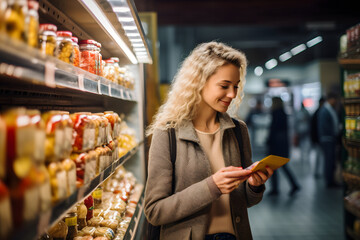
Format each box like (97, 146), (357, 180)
(340, 24), (360, 239)
(0, 0), (151, 239)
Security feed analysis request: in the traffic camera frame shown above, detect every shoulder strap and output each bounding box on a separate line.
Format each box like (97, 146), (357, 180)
(168, 128), (176, 192)
(232, 118), (245, 169)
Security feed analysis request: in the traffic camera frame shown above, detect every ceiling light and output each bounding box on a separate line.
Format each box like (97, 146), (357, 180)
(254, 66), (263, 76)
(306, 36), (323, 47)
(132, 43), (144, 47)
(290, 44), (306, 55)
(112, 6), (130, 13)
(265, 59), (278, 70)
(129, 38), (142, 42)
(79, 0), (137, 64)
(123, 26), (137, 31)
(279, 51), (292, 62)
(118, 17), (133, 22)
(126, 33), (140, 37)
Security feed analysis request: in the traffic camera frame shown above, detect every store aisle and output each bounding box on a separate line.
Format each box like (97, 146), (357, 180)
(248, 148), (344, 240)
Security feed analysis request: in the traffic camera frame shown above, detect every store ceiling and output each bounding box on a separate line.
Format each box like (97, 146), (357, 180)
(134, 0), (359, 67)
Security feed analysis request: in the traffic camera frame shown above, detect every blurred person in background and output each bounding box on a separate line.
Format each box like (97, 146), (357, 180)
(310, 97), (325, 178)
(144, 42), (273, 240)
(267, 97), (300, 196)
(294, 102), (311, 163)
(317, 92), (341, 188)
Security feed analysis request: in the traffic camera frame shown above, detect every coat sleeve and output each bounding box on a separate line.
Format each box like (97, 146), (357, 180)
(237, 120), (265, 207)
(144, 129), (221, 226)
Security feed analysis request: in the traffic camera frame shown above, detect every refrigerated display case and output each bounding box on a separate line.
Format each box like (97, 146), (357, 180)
(0, 0), (151, 239)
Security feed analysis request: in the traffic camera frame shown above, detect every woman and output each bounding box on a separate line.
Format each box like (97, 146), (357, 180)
(144, 42), (273, 240)
(267, 97), (300, 196)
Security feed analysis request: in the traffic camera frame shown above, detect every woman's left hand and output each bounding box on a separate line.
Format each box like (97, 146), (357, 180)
(247, 166), (274, 187)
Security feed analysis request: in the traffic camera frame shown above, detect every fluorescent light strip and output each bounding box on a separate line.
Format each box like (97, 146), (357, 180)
(132, 43), (144, 47)
(290, 44), (306, 56)
(126, 33), (140, 37)
(129, 38), (142, 42)
(279, 51), (292, 62)
(80, 0), (137, 64)
(123, 26), (137, 30)
(265, 59), (278, 70)
(112, 6), (130, 13)
(118, 17), (134, 22)
(307, 36), (323, 47)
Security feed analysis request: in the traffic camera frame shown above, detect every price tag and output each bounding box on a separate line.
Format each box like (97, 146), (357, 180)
(97, 81), (101, 94)
(78, 74), (84, 90)
(37, 210), (51, 236)
(44, 62), (56, 87)
(126, 91), (131, 99)
(120, 88), (124, 99)
(108, 84), (112, 96)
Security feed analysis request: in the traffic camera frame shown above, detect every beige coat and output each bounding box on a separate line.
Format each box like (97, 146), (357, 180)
(144, 113), (264, 240)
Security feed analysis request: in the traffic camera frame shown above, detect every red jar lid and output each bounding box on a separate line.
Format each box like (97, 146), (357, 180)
(110, 57), (119, 63)
(28, 0), (39, 10)
(57, 31), (72, 38)
(79, 39), (97, 45)
(71, 37), (78, 43)
(39, 24), (57, 32)
(97, 42), (102, 48)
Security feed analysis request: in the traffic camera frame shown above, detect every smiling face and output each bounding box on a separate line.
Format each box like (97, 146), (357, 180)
(200, 63), (240, 113)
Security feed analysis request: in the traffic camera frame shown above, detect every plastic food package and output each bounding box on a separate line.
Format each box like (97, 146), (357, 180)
(87, 216), (104, 227)
(74, 236), (94, 240)
(80, 39), (97, 74)
(94, 227), (115, 240)
(47, 162), (68, 203)
(94, 237), (109, 240)
(71, 112), (96, 152)
(60, 111), (74, 159)
(48, 220), (68, 240)
(95, 147), (107, 174)
(93, 208), (104, 218)
(77, 201), (88, 230)
(110, 200), (126, 215)
(39, 24), (57, 56)
(71, 151), (96, 187)
(76, 226), (96, 236)
(42, 111), (64, 162)
(84, 195), (94, 221)
(100, 219), (119, 232)
(61, 158), (77, 196)
(103, 59), (116, 83)
(102, 210), (121, 221)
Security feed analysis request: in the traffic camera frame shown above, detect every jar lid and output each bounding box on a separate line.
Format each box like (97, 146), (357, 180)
(39, 24), (57, 32)
(105, 59), (115, 64)
(110, 57), (119, 63)
(97, 42), (102, 48)
(28, 0), (39, 10)
(79, 39), (97, 45)
(71, 37), (78, 43)
(57, 31), (72, 38)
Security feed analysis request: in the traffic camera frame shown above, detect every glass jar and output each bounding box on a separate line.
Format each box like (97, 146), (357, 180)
(70, 112), (95, 152)
(70, 151), (96, 187)
(60, 111), (73, 159)
(77, 202), (87, 230)
(96, 42), (103, 76)
(64, 206), (78, 240)
(103, 59), (116, 82)
(4, 0), (26, 41)
(110, 57), (121, 85)
(39, 23), (57, 56)
(27, 109), (46, 163)
(0, 180), (12, 239)
(118, 67), (126, 87)
(47, 161), (67, 203)
(42, 111), (64, 162)
(92, 186), (103, 208)
(79, 39), (97, 74)
(95, 146), (107, 174)
(25, 0), (38, 48)
(56, 31), (74, 64)
(71, 37), (80, 67)
(61, 158), (76, 197)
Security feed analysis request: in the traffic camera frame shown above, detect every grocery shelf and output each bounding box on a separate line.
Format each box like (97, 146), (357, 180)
(9, 144), (141, 240)
(339, 58), (360, 69)
(345, 139), (360, 148)
(124, 191), (145, 240)
(344, 98), (360, 104)
(0, 34), (137, 102)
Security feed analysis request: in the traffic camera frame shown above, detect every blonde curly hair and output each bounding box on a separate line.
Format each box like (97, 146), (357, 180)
(146, 41), (247, 136)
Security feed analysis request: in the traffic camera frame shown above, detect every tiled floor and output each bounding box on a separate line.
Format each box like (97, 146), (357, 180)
(248, 147), (345, 240)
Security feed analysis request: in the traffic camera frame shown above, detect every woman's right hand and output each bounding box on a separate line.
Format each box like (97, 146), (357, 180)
(212, 166), (252, 194)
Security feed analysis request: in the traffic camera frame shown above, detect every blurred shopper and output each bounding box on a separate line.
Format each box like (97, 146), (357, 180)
(245, 99), (263, 128)
(294, 102), (311, 163)
(245, 99), (264, 148)
(310, 97), (325, 178)
(144, 42), (273, 240)
(318, 93), (340, 188)
(267, 97), (300, 196)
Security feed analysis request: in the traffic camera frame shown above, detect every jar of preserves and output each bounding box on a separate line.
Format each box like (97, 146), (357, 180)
(92, 186), (103, 207)
(47, 161), (67, 203)
(72, 36), (80, 67)
(4, 0), (26, 41)
(27, 109), (46, 163)
(64, 206), (78, 240)
(79, 39), (97, 74)
(56, 31), (74, 64)
(104, 111), (121, 139)
(71, 112), (95, 152)
(110, 57), (121, 84)
(95, 146), (107, 174)
(61, 158), (76, 196)
(60, 111), (73, 159)
(70, 151), (96, 187)
(103, 59), (116, 82)
(25, 0), (38, 48)
(89, 114), (101, 148)
(42, 111), (64, 162)
(96, 42), (103, 76)
(118, 67), (126, 87)
(39, 24), (57, 56)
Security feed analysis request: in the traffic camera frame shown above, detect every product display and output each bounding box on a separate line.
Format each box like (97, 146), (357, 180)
(56, 31), (74, 64)
(39, 24), (57, 56)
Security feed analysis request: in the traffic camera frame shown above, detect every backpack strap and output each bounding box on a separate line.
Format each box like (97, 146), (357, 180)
(232, 118), (245, 168)
(168, 128), (176, 192)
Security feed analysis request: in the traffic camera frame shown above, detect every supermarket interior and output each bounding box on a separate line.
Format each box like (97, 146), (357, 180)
(0, 0), (359, 240)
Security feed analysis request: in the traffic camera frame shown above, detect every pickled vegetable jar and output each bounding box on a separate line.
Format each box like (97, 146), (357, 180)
(42, 111), (64, 162)
(110, 57), (121, 85)
(79, 39), (97, 74)
(97, 42), (103, 76)
(71, 112), (95, 152)
(61, 158), (76, 197)
(4, 0), (26, 41)
(71, 151), (96, 187)
(56, 31), (74, 64)
(60, 111), (74, 159)
(72, 36), (80, 67)
(39, 24), (57, 56)
(25, 0), (38, 48)
(103, 59), (116, 82)
(48, 161), (67, 203)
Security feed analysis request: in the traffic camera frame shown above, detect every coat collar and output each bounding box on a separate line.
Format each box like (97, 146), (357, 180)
(178, 112), (236, 142)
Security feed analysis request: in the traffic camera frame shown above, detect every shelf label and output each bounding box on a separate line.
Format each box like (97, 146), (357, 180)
(126, 91), (131, 99)
(108, 84), (112, 96)
(78, 74), (84, 90)
(97, 81), (101, 94)
(120, 88), (124, 99)
(44, 61), (56, 88)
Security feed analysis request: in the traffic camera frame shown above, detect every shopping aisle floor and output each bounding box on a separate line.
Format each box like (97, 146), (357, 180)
(248, 147), (344, 240)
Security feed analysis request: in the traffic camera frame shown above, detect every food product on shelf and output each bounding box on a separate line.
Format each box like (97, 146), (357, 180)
(96, 42), (102, 76)
(39, 24), (57, 56)
(93, 227), (115, 240)
(77, 201), (88, 230)
(84, 195), (94, 221)
(72, 37), (80, 67)
(71, 112), (96, 152)
(62, 158), (77, 196)
(43, 111), (64, 162)
(71, 150), (97, 186)
(4, 0), (26, 41)
(27, 109), (46, 162)
(79, 39), (97, 75)
(110, 57), (121, 85)
(0, 116), (6, 181)
(48, 161), (67, 203)
(92, 186), (103, 207)
(74, 236), (94, 240)
(0, 180), (12, 239)
(87, 216), (104, 227)
(56, 31), (74, 64)
(104, 111), (121, 140)
(25, 0), (38, 48)
(61, 111), (74, 159)
(103, 59), (116, 83)
(48, 220), (68, 240)
(64, 206), (78, 240)
(77, 226), (96, 237)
